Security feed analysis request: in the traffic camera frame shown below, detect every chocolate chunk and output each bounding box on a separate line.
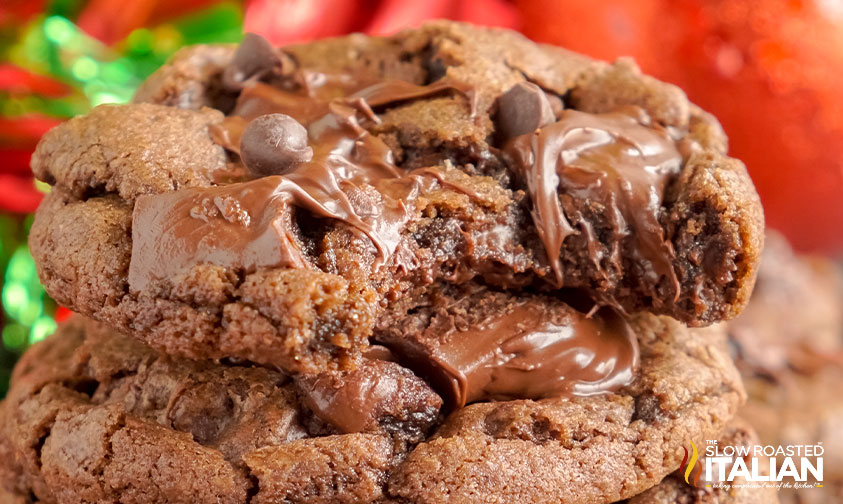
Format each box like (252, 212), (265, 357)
(376, 288), (638, 409)
(496, 82), (556, 141)
(222, 32), (282, 90)
(240, 113), (313, 177)
(294, 359), (442, 443)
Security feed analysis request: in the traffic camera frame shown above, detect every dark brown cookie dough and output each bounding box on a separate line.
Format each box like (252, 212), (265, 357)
(0, 309), (743, 504)
(727, 231), (843, 504)
(30, 21), (763, 373)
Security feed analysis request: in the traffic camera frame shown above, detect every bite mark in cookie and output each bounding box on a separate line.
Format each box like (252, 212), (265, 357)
(504, 107), (683, 298)
(130, 77), (474, 293)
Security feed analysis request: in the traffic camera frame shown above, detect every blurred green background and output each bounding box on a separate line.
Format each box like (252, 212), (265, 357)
(0, 0), (246, 395)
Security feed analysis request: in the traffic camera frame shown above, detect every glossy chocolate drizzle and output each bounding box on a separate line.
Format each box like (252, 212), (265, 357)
(130, 72), (472, 291)
(505, 107), (682, 292)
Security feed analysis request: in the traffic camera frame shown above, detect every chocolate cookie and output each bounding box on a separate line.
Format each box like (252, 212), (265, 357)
(0, 316), (438, 504)
(29, 21), (764, 374)
(728, 231), (843, 504)
(0, 306), (743, 503)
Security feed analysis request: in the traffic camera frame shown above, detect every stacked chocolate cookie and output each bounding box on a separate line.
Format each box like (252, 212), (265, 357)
(2, 21), (774, 503)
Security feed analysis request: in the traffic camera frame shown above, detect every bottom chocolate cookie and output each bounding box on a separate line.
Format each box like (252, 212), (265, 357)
(0, 312), (744, 504)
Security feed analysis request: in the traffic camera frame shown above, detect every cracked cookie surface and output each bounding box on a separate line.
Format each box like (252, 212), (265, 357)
(0, 308), (743, 504)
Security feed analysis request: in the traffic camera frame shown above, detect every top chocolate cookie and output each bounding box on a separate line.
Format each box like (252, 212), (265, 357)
(29, 21), (763, 373)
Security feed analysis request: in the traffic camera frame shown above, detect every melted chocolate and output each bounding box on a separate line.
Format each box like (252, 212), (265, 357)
(294, 359), (442, 435)
(504, 107), (682, 294)
(131, 176), (317, 290)
(296, 361), (404, 434)
(131, 40), (682, 298)
(381, 297), (638, 409)
(130, 73), (471, 290)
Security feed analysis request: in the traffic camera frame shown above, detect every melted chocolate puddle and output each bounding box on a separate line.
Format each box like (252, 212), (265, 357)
(380, 299), (638, 409)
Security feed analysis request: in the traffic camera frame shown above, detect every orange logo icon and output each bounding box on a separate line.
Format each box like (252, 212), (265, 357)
(680, 441), (703, 486)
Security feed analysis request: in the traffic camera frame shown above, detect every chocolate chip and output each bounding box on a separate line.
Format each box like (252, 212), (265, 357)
(222, 33), (282, 90)
(496, 82), (556, 141)
(294, 360), (442, 437)
(240, 113), (313, 177)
